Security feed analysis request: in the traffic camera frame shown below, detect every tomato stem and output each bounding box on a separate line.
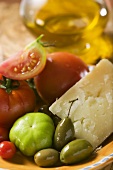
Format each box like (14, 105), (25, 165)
(25, 34), (55, 52)
(36, 34), (56, 47)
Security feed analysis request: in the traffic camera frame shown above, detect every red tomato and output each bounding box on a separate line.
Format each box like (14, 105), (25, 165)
(0, 77), (36, 129)
(34, 52), (89, 105)
(0, 35), (46, 80)
(0, 127), (9, 142)
(0, 74), (2, 79)
(0, 141), (16, 159)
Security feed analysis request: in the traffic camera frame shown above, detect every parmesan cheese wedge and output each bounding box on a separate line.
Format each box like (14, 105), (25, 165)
(49, 59), (113, 149)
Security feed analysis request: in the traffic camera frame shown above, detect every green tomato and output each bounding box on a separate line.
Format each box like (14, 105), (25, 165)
(9, 112), (55, 156)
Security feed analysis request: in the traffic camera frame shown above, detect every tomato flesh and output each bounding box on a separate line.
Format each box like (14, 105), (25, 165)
(0, 37), (46, 80)
(0, 141), (16, 159)
(12, 50), (41, 74)
(34, 52), (89, 105)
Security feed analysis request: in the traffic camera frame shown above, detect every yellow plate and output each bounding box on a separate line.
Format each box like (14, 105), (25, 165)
(0, 134), (113, 170)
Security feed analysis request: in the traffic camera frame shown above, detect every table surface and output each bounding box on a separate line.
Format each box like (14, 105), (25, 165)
(0, 0), (35, 62)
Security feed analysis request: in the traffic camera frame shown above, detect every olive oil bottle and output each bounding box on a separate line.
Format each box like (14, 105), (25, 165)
(20, 0), (113, 64)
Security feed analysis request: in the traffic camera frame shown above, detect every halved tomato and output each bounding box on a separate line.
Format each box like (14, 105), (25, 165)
(0, 35), (46, 80)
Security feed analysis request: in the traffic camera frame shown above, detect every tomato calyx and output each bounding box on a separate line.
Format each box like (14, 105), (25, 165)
(0, 76), (20, 93)
(26, 78), (42, 103)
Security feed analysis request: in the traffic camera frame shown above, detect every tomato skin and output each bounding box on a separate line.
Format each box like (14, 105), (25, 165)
(0, 127), (9, 142)
(0, 74), (2, 79)
(0, 80), (36, 129)
(34, 52), (89, 105)
(0, 141), (16, 159)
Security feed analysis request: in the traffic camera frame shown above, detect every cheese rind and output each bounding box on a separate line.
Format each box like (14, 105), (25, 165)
(49, 59), (113, 149)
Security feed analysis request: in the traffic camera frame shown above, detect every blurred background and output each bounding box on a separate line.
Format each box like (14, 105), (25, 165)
(0, 0), (112, 64)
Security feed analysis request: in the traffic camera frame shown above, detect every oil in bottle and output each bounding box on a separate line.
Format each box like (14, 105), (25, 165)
(20, 0), (113, 64)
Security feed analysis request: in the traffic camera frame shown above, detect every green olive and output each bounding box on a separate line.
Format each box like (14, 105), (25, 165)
(54, 117), (75, 151)
(60, 139), (93, 164)
(34, 148), (59, 167)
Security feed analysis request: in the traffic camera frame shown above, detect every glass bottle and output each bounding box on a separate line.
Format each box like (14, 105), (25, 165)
(20, 0), (113, 64)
